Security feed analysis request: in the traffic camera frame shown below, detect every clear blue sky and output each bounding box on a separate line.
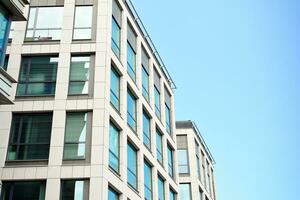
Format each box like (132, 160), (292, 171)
(132, 0), (300, 199)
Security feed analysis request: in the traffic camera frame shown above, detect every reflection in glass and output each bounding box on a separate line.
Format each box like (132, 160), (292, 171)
(73, 6), (93, 40)
(109, 123), (119, 172)
(69, 56), (90, 95)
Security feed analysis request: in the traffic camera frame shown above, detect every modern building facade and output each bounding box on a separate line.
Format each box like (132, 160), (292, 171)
(0, 0), (29, 104)
(0, 0), (179, 199)
(176, 121), (216, 200)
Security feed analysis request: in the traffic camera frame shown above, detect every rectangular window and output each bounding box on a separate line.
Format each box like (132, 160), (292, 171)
(0, 5), (10, 66)
(179, 184), (191, 200)
(143, 111), (151, 149)
(73, 6), (93, 40)
(157, 176), (165, 200)
(110, 67), (120, 110)
(127, 142), (137, 190)
(108, 187), (119, 200)
(177, 149), (189, 174)
(61, 180), (88, 200)
(206, 161), (211, 194)
(112, 0), (121, 58)
(169, 189), (176, 200)
(199, 188), (203, 200)
(141, 47), (150, 101)
(69, 56), (90, 95)
(16, 56), (58, 96)
(144, 161), (152, 200)
(63, 112), (88, 160)
(127, 24), (136, 81)
(127, 90), (137, 131)
(1, 181), (46, 200)
(167, 145), (173, 177)
(26, 7), (63, 41)
(164, 89), (171, 134)
(3, 55), (9, 71)
(201, 152), (206, 188)
(196, 156), (201, 180)
(7, 113), (52, 161)
(154, 69), (161, 118)
(109, 123), (120, 173)
(156, 130), (163, 164)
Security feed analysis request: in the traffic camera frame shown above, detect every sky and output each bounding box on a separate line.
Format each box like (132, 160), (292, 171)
(132, 0), (300, 200)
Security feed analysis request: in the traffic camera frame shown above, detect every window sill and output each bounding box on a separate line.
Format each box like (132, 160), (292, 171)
(23, 40), (60, 45)
(128, 183), (140, 196)
(5, 160), (48, 167)
(109, 167), (121, 179)
(15, 95), (55, 101)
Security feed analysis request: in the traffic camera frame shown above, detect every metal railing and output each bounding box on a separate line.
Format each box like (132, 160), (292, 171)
(125, 0), (177, 89)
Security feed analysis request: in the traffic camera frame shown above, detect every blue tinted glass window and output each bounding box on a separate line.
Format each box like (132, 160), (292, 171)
(143, 112), (151, 149)
(127, 90), (136, 131)
(179, 184), (191, 200)
(127, 143), (137, 189)
(156, 130), (163, 164)
(167, 146), (173, 177)
(108, 187), (118, 200)
(109, 123), (119, 172)
(165, 104), (171, 134)
(111, 17), (120, 58)
(154, 88), (161, 118)
(144, 161), (152, 200)
(169, 190), (176, 200)
(142, 67), (149, 101)
(178, 149), (189, 174)
(127, 43), (136, 81)
(0, 6), (10, 67)
(157, 176), (164, 200)
(110, 68), (120, 110)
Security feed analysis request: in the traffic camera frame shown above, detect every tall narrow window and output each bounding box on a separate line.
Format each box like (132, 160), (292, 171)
(26, 7), (63, 41)
(63, 112), (88, 160)
(143, 111), (151, 149)
(109, 123), (120, 173)
(199, 188), (203, 200)
(164, 89), (172, 134)
(141, 47), (150, 101)
(127, 24), (136, 81)
(177, 135), (189, 174)
(110, 67), (120, 110)
(73, 6), (93, 40)
(112, 0), (121, 57)
(156, 129), (163, 164)
(154, 69), (161, 118)
(17, 56), (58, 96)
(157, 176), (165, 200)
(1, 181), (46, 200)
(179, 184), (191, 200)
(69, 56), (90, 95)
(169, 189), (176, 200)
(201, 152), (206, 188)
(7, 113), (52, 161)
(167, 145), (173, 177)
(144, 161), (152, 200)
(0, 5), (10, 66)
(206, 161), (211, 194)
(108, 187), (119, 200)
(195, 141), (201, 180)
(127, 90), (137, 131)
(61, 180), (89, 200)
(127, 143), (137, 190)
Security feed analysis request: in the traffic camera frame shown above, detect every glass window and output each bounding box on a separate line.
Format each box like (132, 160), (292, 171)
(0, 5), (10, 66)
(156, 130), (163, 164)
(144, 161), (152, 200)
(127, 90), (136, 131)
(167, 145), (173, 177)
(61, 180), (88, 200)
(143, 112), (151, 149)
(16, 56), (58, 96)
(196, 156), (201, 180)
(179, 184), (191, 200)
(157, 176), (164, 200)
(199, 188), (203, 200)
(165, 104), (171, 134)
(142, 67), (149, 101)
(63, 112), (87, 160)
(69, 56), (90, 95)
(73, 6), (93, 40)
(109, 123), (120, 173)
(169, 189), (176, 200)
(26, 7), (63, 41)
(3, 55), (8, 70)
(110, 67), (120, 110)
(108, 187), (119, 200)
(154, 87), (161, 118)
(7, 113), (52, 161)
(8, 22), (14, 42)
(1, 181), (46, 200)
(206, 161), (211, 194)
(177, 149), (189, 174)
(127, 43), (136, 81)
(112, 17), (121, 57)
(127, 143), (137, 190)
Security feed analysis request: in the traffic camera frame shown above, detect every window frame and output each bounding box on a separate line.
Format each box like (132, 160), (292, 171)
(143, 110), (151, 150)
(167, 145), (174, 177)
(127, 89), (137, 132)
(127, 142), (138, 190)
(156, 129), (163, 165)
(110, 66), (121, 111)
(144, 160), (152, 200)
(73, 5), (93, 40)
(109, 122), (120, 173)
(157, 175), (165, 200)
(111, 16), (121, 58)
(60, 179), (89, 200)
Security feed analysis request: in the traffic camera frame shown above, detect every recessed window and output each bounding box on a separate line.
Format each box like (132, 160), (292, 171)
(69, 56), (91, 95)
(157, 176), (165, 200)
(141, 47), (150, 101)
(63, 112), (88, 160)
(143, 111), (151, 149)
(179, 184), (191, 200)
(165, 89), (172, 134)
(127, 90), (137, 131)
(108, 187), (119, 200)
(156, 129), (163, 164)
(144, 161), (152, 200)
(127, 142), (137, 190)
(169, 189), (176, 200)
(7, 113), (52, 161)
(16, 56), (58, 96)
(167, 145), (174, 177)
(127, 24), (137, 81)
(154, 69), (161, 118)
(110, 67), (120, 110)
(109, 123), (120, 173)
(1, 181), (46, 200)
(61, 180), (89, 200)
(177, 149), (189, 174)
(0, 5), (10, 65)
(26, 7), (63, 41)
(73, 6), (93, 40)
(112, 0), (122, 58)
